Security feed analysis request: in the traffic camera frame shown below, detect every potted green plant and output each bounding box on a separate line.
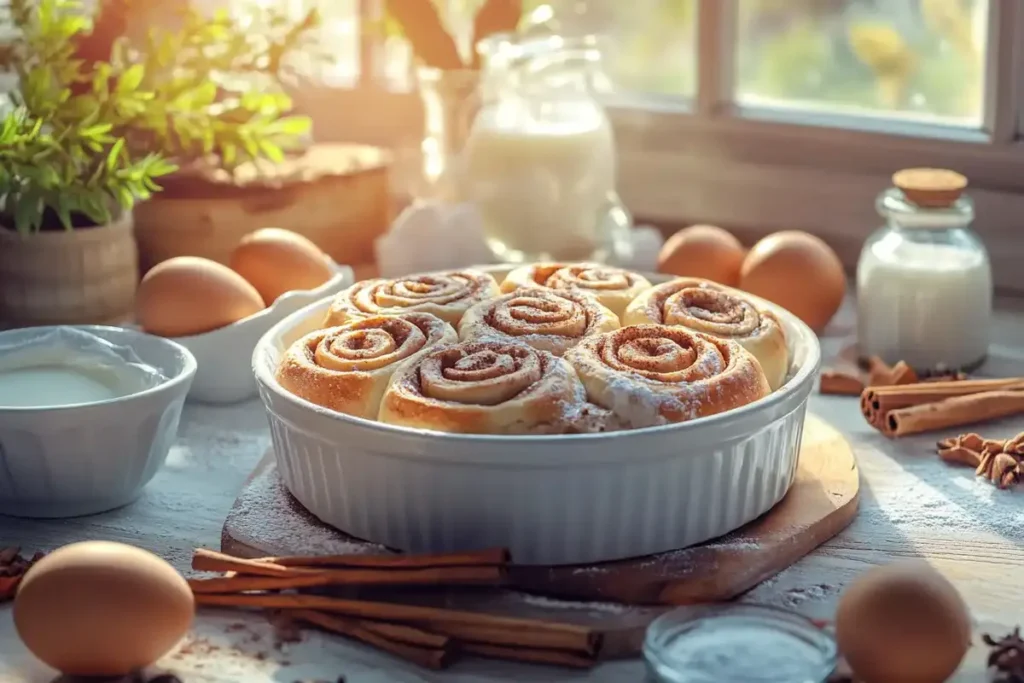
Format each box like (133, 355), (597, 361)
(0, 0), (176, 327)
(109, 1), (391, 271)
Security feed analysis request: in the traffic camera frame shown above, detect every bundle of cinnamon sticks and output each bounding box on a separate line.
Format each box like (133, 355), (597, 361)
(820, 356), (1024, 438)
(190, 548), (603, 670)
(862, 377), (1024, 438)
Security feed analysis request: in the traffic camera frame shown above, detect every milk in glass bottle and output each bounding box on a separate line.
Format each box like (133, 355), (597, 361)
(462, 34), (623, 263)
(857, 168), (992, 374)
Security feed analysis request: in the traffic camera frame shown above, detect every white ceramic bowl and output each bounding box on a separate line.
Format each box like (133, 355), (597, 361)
(0, 326), (196, 518)
(176, 265), (353, 404)
(253, 274), (821, 565)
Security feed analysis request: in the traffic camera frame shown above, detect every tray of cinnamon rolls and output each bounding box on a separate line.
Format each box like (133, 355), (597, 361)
(252, 263), (821, 565)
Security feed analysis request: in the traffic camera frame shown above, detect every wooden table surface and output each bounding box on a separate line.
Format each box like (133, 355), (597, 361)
(1, 297), (1024, 682)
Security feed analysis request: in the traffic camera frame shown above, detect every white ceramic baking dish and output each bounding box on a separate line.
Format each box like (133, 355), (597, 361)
(252, 272), (821, 565)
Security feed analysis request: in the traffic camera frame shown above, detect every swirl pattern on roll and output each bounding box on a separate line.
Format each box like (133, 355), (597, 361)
(565, 324), (771, 428)
(325, 269), (501, 327)
(501, 262), (652, 316)
(379, 340), (591, 434)
(459, 288), (620, 357)
(276, 313), (457, 418)
(624, 278), (789, 391)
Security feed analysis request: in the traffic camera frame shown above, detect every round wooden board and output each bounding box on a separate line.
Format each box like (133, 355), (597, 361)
(220, 413), (858, 656)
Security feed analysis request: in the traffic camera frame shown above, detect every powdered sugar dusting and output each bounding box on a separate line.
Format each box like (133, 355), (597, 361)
(230, 466), (389, 556)
(857, 437), (1024, 540)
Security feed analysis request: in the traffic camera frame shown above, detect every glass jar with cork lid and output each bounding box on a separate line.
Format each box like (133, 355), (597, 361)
(856, 168), (992, 374)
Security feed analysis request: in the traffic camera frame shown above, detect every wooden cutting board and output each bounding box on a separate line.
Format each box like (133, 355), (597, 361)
(220, 413), (859, 657)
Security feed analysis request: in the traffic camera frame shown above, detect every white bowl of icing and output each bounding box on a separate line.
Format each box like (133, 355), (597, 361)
(0, 325), (196, 518)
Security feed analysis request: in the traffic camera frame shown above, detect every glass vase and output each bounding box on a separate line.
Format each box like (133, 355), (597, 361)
(415, 66), (480, 203)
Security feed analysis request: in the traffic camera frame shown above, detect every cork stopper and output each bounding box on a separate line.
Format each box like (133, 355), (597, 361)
(892, 168), (968, 208)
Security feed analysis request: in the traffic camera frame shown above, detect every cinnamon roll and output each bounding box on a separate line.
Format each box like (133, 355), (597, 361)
(324, 269), (501, 327)
(565, 325), (771, 428)
(276, 313), (457, 418)
(379, 340), (593, 434)
(501, 263), (652, 316)
(459, 288), (620, 357)
(624, 278), (789, 391)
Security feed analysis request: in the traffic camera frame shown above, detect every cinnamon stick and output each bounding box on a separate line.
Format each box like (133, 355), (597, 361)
(884, 391), (1024, 438)
(267, 547), (509, 569)
(867, 356), (894, 386)
(462, 643), (597, 669)
(193, 593), (601, 655)
(820, 370), (864, 396)
(193, 549), (297, 577)
(187, 564), (505, 593)
(887, 361), (919, 386)
(293, 609), (452, 670)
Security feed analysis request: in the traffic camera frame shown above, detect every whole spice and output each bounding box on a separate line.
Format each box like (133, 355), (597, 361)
(936, 430), (1024, 490)
(0, 547), (44, 601)
(984, 628), (1024, 682)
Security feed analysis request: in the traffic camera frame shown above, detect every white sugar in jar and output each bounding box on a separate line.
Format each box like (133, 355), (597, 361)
(856, 168), (992, 374)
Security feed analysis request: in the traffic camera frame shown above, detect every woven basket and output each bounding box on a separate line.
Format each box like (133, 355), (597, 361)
(0, 212), (138, 328)
(133, 143), (391, 273)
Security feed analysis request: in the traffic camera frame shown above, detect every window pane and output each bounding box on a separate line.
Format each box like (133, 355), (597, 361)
(314, 0), (360, 88)
(525, 0), (697, 97)
(382, 0), (697, 96)
(734, 0), (988, 126)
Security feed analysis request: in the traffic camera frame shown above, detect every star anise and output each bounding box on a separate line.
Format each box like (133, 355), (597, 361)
(938, 431), (1024, 491)
(984, 628), (1024, 681)
(992, 454), (1021, 489)
(1006, 432), (1024, 457)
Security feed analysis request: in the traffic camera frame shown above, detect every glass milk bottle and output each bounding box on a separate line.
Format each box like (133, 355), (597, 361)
(462, 35), (620, 263)
(857, 168), (992, 374)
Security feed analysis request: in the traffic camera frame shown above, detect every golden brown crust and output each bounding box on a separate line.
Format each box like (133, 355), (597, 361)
(564, 324), (771, 428)
(501, 263), (651, 316)
(276, 313), (457, 418)
(458, 288), (620, 357)
(623, 277), (789, 391)
(325, 269), (501, 327)
(379, 340), (591, 434)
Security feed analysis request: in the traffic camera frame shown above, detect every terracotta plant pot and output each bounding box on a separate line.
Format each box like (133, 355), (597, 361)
(133, 143), (392, 273)
(0, 212), (138, 328)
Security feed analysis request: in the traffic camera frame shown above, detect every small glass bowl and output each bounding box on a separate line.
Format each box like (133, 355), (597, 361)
(643, 604), (838, 683)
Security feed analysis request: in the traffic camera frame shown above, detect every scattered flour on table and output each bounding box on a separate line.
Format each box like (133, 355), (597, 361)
(520, 594), (628, 614)
(857, 442), (1024, 541)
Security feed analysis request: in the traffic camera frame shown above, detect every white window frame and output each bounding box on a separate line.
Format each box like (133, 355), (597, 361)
(612, 0), (1024, 295)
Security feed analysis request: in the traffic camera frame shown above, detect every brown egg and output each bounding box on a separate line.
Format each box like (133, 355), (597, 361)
(14, 541), (194, 677)
(230, 228), (333, 305)
(835, 561), (970, 683)
(136, 256), (265, 337)
(657, 224), (746, 286)
(739, 231), (846, 332)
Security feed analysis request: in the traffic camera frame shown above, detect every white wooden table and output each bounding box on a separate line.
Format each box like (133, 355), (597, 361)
(2, 298), (1024, 682)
